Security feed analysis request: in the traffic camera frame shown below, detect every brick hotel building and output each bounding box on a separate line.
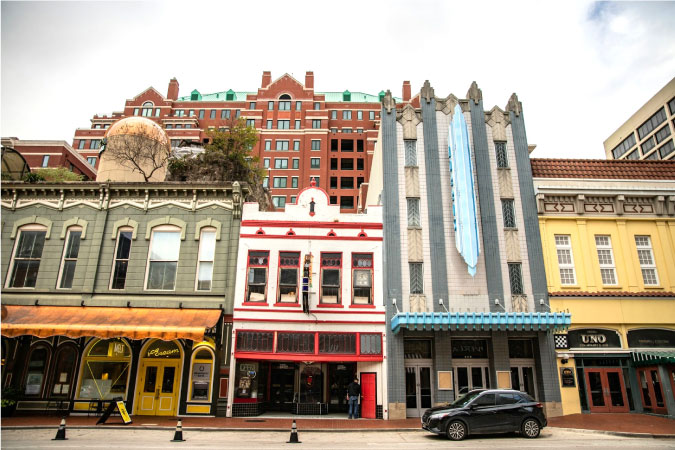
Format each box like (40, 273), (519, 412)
(73, 71), (402, 212)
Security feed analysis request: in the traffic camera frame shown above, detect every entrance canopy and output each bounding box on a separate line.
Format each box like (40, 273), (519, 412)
(1, 305), (221, 341)
(632, 349), (675, 366)
(391, 312), (571, 334)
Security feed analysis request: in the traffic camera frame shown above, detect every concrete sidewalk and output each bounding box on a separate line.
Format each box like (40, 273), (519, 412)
(2, 412), (674, 437)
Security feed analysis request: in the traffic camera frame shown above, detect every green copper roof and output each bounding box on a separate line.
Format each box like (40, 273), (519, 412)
(178, 90), (401, 103)
(177, 91), (254, 102)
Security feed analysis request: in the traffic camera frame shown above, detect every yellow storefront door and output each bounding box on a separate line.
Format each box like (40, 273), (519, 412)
(136, 362), (180, 416)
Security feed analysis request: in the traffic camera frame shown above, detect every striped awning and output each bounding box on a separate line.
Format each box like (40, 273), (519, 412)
(391, 312), (571, 334)
(631, 349), (675, 366)
(1, 305), (221, 342)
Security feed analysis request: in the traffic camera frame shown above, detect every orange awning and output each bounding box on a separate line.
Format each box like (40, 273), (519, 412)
(1, 305), (221, 341)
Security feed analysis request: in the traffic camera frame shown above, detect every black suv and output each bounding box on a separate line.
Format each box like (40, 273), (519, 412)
(422, 389), (547, 440)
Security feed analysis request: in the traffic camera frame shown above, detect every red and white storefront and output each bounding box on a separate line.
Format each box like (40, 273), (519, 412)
(226, 182), (386, 418)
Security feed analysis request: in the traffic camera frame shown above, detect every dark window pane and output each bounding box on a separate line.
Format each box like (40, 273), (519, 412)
(360, 334), (381, 354)
(116, 232), (132, 259)
(277, 332), (315, 353)
(319, 333), (356, 354)
(144, 366), (157, 392)
(162, 366), (176, 393)
(473, 393), (496, 407)
(11, 260), (41, 287)
(147, 262), (177, 290)
(236, 331), (274, 352)
(65, 231), (81, 258)
(322, 269), (340, 286)
(59, 260), (77, 289)
(17, 231), (46, 258)
(112, 261), (128, 289)
(280, 268), (297, 285)
(248, 267), (267, 284)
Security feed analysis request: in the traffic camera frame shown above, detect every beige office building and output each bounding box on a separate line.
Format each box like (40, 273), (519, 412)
(604, 77), (675, 161)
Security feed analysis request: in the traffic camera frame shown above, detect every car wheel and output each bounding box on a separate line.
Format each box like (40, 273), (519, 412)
(521, 418), (540, 438)
(445, 420), (467, 441)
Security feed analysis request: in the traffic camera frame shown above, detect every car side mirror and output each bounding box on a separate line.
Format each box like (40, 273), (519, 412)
(469, 403), (477, 409)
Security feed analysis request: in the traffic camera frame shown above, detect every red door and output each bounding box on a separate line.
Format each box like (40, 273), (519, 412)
(585, 368), (629, 413)
(637, 367), (667, 415)
(360, 373), (376, 419)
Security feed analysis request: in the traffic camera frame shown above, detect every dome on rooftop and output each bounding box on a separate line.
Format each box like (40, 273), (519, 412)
(105, 116), (169, 146)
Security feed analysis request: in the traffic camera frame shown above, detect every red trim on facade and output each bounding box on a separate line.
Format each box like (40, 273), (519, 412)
(274, 302), (300, 307)
(241, 220), (383, 230)
(242, 301), (268, 307)
(316, 303), (344, 308)
(240, 234), (382, 241)
(234, 318), (385, 325)
(349, 304), (376, 309)
(234, 352), (383, 362)
(233, 307), (385, 314)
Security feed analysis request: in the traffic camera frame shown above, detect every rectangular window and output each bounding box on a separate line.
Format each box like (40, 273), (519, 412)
(508, 263), (524, 294)
(357, 110), (363, 120)
(314, 102), (320, 110)
(342, 128), (352, 133)
(87, 156), (97, 166)
(611, 133), (637, 159)
(357, 176), (364, 187)
(291, 177), (298, 188)
(273, 177), (287, 188)
(263, 177), (269, 188)
(246, 251), (269, 302)
(341, 158), (354, 170)
(407, 198), (421, 227)
(595, 235), (617, 285)
(166, 124), (173, 129)
(266, 120), (273, 129)
(292, 158), (299, 169)
(235, 110), (240, 118)
(141, 106), (152, 117)
(352, 253), (373, 304)
(274, 158), (288, 169)
(312, 177), (320, 187)
(196, 229), (216, 291)
(331, 110), (337, 120)
(176, 110), (184, 117)
(290, 196), (296, 203)
(356, 158), (364, 170)
(222, 109), (231, 119)
(669, 97), (675, 115)
(78, 140), (86, 149)
(496, 142), (508, 168)
(110, 229), (132, 290)
(296, 101), (302, 111)
(146, 229), (181, 290)
(41, 155), (50, 167)
(340, 177), (354, 189)
(342, 110), (352, 120)
(659, 139), (674, 159)
(263, 158), (270, 168)
(90, 140), (101, 150)
(340, 196), (353, 209)
(277, 332), (314, 353)
(409, 263), (424, 294)
(360, 334), (381, 354)
(502, 199), (516, 228)
(175, 124), (182, 129)
(357, 139), (364, 152)
(555, 235), (576, 285)
(276, 140), (289, 151)
(312, 119), (321, 129)
(294, 120), (301, 129)
(185, 124), (192, 129)
(278, 252), (300, 303)
(311, 140), (321, 150)
(319, 334), (356, 354)
(189, 110), (195, 117)
(268, 101), (274, 110)
(342, 139), (354, 151)
(279, 101), (291, 111)
(277, 120), (290, 129)
(635, 236), (659, 285)
(236, 331), (273, 352)
(249, 102), (256, 110)
(331, 158), (338, 170)
(209, 110), (216, 119)
(293, 140), (300, 151)
(265, 140), (272, 151)
(133, 108), (139, 116)
(637, 107), (667, 140)
(155, 108), (160, 117)
(58, 228), (82, 289)
(8, 229), (46, 288)
(321, 253), (342, 304)
(330, 177), (338, 189)
(272, 196), (286, 208)
(369, 111), (375, 120)
(310, 158), (320, 169)
(246, 119), (255, 128)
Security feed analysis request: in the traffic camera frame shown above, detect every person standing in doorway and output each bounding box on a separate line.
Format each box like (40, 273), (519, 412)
(347, 376), (361, 419)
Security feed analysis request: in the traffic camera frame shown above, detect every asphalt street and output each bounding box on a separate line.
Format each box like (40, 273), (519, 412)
(1, 428), (674, 450)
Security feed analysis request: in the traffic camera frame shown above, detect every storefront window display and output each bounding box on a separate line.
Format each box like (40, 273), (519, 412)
(50, 345), (77, 397)
(24, 345), (49, 396)
(78, 338), (131, 400)
(234, 361), (268, 402)
(190, 348), (214, 401)
(300, 365), (323, 403)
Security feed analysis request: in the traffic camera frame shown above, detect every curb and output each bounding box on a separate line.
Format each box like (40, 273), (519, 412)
(549, 426), (675, 439)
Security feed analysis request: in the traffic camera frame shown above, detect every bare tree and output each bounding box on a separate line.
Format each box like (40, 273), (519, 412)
(102, 122), (171, 182)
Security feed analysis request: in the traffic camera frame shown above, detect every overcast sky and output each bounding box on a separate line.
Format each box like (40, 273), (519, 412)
(2, 1), (674, 159)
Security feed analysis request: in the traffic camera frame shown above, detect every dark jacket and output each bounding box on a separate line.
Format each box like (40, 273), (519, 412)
(347, 381), (361, 397)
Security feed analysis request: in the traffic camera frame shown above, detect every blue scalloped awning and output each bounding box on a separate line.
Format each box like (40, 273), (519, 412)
(391, 312), (571, 334)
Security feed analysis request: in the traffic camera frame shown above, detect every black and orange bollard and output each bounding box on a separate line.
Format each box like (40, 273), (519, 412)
(287, 419), (301, 444)
(52, 416), (67, 440)
(171, 418), (185, 442)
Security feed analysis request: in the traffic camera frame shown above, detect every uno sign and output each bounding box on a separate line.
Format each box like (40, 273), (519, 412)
(568, 329), (621, 349)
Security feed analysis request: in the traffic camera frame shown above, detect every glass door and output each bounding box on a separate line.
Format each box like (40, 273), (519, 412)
(454, 364), (489, 396)
(637, 368), (667, 415)
(405, 365), (432, 417)
(585, 368), (628, 413)
(510, 365), (538, 399)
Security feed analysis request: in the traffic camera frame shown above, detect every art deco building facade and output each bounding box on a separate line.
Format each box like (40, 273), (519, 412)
(604, 77), (675, 161)
(72, 71), (401, 212)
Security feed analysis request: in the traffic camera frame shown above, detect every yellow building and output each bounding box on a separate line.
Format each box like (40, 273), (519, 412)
(532, 158), (675, 416)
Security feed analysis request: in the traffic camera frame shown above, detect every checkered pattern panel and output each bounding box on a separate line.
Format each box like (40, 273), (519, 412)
(554, 334), (569, 349)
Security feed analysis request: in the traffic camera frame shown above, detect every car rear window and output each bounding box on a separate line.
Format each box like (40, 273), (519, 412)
(516, 393), (535, 403)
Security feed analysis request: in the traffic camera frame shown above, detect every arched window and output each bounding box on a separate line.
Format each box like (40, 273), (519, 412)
(279, 94), (291, 111)
(189, 346), (214, 401)
(145, 225), (182, 290)
(24, 344), (50, 396)
(77, 338), (131, 400)
(141, 102), (154, 117)
(7, 225), (47, 288)
(49, 345), (78, 397)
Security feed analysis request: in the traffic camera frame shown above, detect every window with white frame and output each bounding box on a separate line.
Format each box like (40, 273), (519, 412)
(7, 226), (47, 288)
(58, 228), (82, 289)
(311, 140), (321, 151)
(292, 158), (299, 169)
(310, 158), (320, 169)
(246, 251), (269, 302)
(293, 140), (300, 151)
(635, 236), (659, 285)
(352, 253), (373, 304)
(263, 158), (270, 168)
(272, 196), (286, 208)
(274, 158), (288, 169)
(276, 140), (289, 151)
(404, 140), (417, 166)
(265, 140), (272, 151)
(594, 235), (617, 285)
(145, 227), (181, 290)
(291, 177), (298, 188)
(342, 110), (352, 120)
(196, 228), (216, 291)
(278, 252), (300, 303)
(273, 177), (287, 188)
(141, 102), (154, 117)
(110, 228), (132, 290)
(321, 253), (342, 304)
(41, 155), (50, 167)
(407, 198), (421, 227)
(409, 263), (424, 294)
(555, 235), (576, 285)
(87, 157), (97, 166)
(277, 120), (290, 129)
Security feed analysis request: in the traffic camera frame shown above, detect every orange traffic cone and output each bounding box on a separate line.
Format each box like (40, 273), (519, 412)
(171, 418), (185, 442)
(52, 416), (67, 440)
(287, 419), (301, 443)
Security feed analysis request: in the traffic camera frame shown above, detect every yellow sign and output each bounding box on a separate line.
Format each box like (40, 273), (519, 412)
(116, 400), (132, 424)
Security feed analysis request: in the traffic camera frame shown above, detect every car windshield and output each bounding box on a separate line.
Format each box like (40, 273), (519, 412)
(448, 391), (482, 408)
